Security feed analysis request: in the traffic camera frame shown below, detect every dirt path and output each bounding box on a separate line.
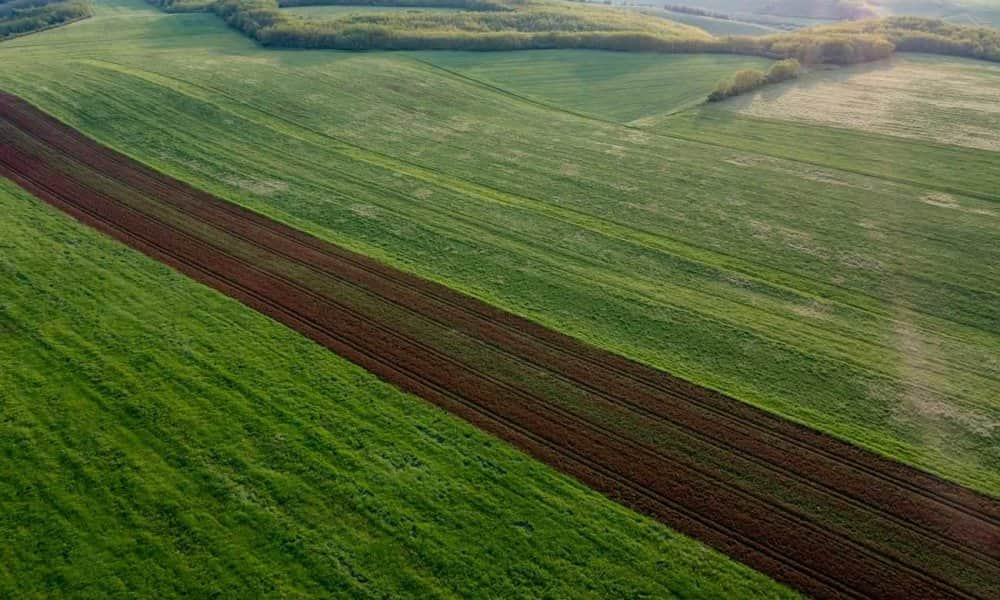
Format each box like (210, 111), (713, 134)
(1, 92), (997, 600)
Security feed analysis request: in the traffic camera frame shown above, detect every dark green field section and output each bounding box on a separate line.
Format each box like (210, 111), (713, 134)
(0, 180), (806, 598)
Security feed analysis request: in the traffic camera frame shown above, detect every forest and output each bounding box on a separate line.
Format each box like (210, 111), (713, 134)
(0, 0), (90, 39)
(708, 57), (800, 100)
(147, 0), (998, 63)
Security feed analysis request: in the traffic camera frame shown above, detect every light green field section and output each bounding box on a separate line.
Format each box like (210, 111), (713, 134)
(631, 0), (836, 22)
(282, 4), (463, 18)
(1, 0), (998, 497)
(644, 9), (781, 36)
(415, 50), (773, 121)
(636, 0), (1000, 25)
(881, 0), (1000, 26)
(712, 54), (1000, 152)
(0, 178), (800, 597)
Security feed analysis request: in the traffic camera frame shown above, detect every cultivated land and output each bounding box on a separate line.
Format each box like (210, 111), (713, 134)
(641, 8), (783, 36)
(1, 0), (998, 501)
(0, 174), (803, 598)
(3, 90), (998, 599)
(880, 0), (1000, 26)
(663, 0), (1000, 24)
(717, 53), (1000, 152)
(281, 4), (463, 18)
(412, 50), (773, 121)
(0, 0), (90, 40)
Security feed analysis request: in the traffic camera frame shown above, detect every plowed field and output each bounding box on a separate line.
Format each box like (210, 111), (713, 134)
(1, 92), (997, 600)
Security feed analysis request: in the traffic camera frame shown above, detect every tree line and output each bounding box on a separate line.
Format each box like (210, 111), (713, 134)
(660, 4), (731, 21)
(147, 0), (1000, 65)
(0, 0), (90, 39)
(708, 58), (800, 101)
(821, 16), (1000, 62)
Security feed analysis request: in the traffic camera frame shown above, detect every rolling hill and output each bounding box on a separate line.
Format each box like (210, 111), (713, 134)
(1, 0), (998, 596)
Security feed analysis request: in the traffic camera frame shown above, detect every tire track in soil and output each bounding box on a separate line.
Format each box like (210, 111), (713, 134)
(1, 92), (997, 600)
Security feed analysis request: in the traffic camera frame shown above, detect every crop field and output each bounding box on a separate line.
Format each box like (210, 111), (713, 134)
(413, 50), (773, 121)
(641, 0), (1000, 26)
(641, 8), (782, 36)
(281, 4), (463, 18)
(881, 0), (1000, 26)
(0, 160), (806, 597)
(2, 0), (999, 595)
(3, 89), (999, 599)
(716, 54), (1000, 152)
(1, 0), (998, 502)
(633, 0), (839, 20)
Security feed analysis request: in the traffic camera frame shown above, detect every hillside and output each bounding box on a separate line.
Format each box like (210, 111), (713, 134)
(2, 0), (999, 596)
(642, 0), (1000, 26)
(415, 50), (773, 120)
(142, 0), (1000, 65)
(4, 0), (997, 498)
(698, 54), (1000, 151)
(883, 0), (1000, 26)
(758, 0), (878, 19)
(0, 174), (806, 597)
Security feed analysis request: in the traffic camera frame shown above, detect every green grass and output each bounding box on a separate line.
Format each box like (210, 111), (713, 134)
(708, 53), (1000, 151)
(651, 9), (781, 36)
(413, 50), (773, 121)
(0, 177), (801, 597)
(1, 0), (997, 503)
(281, 4), (463, 18)
(627, 0), (837, 22)
(882, 0), (1000, 27)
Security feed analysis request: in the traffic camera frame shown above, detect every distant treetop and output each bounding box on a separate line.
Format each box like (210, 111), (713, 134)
(146, 0), (999, 64)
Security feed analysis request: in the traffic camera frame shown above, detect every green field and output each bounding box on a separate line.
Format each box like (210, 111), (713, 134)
(282, 4), (463, 18)
(714, 53), (1000, 151)
(412, 50), (773, 120)
(0, 0), (90, 40)
(643, 8), (782, 36)
(881, 0), (1000, 26)
(0, 176), (801, 597)
(1, 0), (997, 499)
(639, 0), (1000, 25)
(633, 0), (838, 21)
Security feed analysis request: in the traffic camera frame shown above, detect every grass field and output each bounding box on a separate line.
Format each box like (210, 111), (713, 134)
(641, 8), (782, 36)
(633, 0), (837, 20)
(412, 50), (773, 120)
(881, 0), (1000, 26)
(0, 175), (803, 597)
(8, 90), (996, 597)
(639, 0), (1000, 25)
(281, 4), (463, 18)
(0, 0), (90, 40)
(713, 54), (1000, 151)
(1, 0), (997, 500)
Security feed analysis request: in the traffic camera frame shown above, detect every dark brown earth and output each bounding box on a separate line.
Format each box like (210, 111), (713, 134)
(1, 91), (997, 600)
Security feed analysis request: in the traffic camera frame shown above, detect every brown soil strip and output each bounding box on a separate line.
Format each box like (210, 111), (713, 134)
(1, 92), (997, 600)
